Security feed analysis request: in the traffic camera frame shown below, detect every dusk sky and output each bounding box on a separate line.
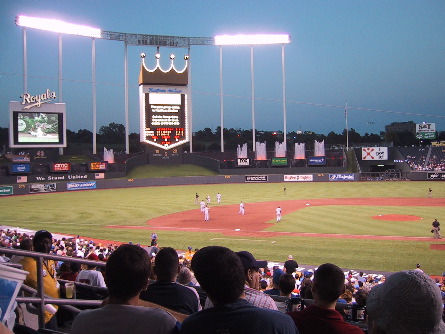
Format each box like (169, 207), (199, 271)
(1, 1), (444, 137)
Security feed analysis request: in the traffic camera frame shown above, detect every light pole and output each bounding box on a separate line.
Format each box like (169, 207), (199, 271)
(215, 34), (291, 152)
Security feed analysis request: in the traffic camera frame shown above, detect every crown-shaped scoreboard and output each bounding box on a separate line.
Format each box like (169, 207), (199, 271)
(139, 53), (189, 150)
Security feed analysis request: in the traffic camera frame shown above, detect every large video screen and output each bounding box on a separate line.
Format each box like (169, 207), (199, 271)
(9, 108), (66, 148)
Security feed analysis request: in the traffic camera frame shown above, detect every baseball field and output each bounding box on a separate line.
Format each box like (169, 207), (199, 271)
(1, 178), (444, 275)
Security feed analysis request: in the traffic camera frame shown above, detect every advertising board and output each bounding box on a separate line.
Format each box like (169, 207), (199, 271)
(50, 162), (71, 173)
(308, 156), (326, 166)
(245, 175), (268, 182)
(362, 147), (388, 160)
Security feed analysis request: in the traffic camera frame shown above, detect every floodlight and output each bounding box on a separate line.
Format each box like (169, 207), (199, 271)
(214, 34), (291, 46)
(15, 15), (101, 38)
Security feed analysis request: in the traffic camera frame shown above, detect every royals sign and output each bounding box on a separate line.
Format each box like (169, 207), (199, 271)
(21, 89), (57, 109)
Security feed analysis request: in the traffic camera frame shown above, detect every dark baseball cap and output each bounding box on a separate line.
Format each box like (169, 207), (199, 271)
(236, 251), (267, 271)
(33, 230), (52, 241)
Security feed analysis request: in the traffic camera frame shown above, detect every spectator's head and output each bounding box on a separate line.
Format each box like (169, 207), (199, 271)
(236, 251), (267, 290)
(272, 268), (284, 287)
(105, 244), (150, 301)
(354, 289), (368, 307)
(19, 238), (33, 251)
(260, 279), (268, 291)
(312, 263), (346, 304)
(279, 273), (296, 297)
(70, 262), (81, 273)
(32, 230), (53, 254)
(272, 268), (284, 285)
(191, 246), (244, 306)
(367, 270), (445, 334)
(177, 266), (193, 285)
(86, 252), (99, 269)
(154, 247), (179, 281)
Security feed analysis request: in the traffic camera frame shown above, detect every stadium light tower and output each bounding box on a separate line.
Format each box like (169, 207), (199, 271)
(16, 15), (102, 154)
(214, 34), (291, 152)
(15, 15), (101, 37)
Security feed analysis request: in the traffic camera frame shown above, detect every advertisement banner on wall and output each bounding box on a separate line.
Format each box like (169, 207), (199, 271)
(362, 147), (388, 160)
(308, 156), (326, 166)
(88, 162), (108, 172)
(329, 174), (355, 181)
(237, 158), (251, 167)
(427, 172), (445, 180)
(245, 175), (268, 182)
(67, 181), (97, 191)
(271, 157), (288, 166)
(0, 186), (13, 196)
(284, 175), (313, 182)
(10, 164), (31, 174)
(30, 183), (56, 193)
(50, 162), (71, 173)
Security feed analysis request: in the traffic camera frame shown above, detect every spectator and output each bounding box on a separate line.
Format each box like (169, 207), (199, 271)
(145, 242), (159, 258)
(9, 238), (33, 264)
(139, 247), (201, 315)
(260, 279), (269, 291)
(287, 263), (365, 334)
(354, 289), (368, 307)
(75, 253), (106, 288)
(179, 246), (298, 334)
(299, 277), (313, 299)
(357, 271), (366, 283)
(59, 262), (81, 281)
(71, 244), (180, 334)
(264, 268), (284, 296)
(415, 263), (424, 272)
(367, 270), (445, 334)
(279, 273), (297, 298)
(204, 250), (278, 310)
(184, 247), (194, 262)
(177, 266), (194, 286)
(284, 255), (298, 274)
(19, 230), (60, 330)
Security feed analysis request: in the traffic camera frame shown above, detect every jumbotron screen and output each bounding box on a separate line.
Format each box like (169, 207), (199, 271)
(10, 110), (66, 148)
(141, 92), (187, 150)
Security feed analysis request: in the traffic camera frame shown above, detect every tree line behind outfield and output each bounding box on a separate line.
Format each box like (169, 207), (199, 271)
(1, 123), (444, 154)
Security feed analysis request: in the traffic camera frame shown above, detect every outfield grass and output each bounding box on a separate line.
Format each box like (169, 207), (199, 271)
(127, 164), (218, 178)
(1, 179), (444, 274)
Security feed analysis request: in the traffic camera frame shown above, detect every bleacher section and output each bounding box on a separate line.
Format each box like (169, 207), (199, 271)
(398, 146), (445, 171)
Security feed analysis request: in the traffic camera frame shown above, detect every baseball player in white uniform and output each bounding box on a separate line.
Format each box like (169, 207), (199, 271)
(216, 193), (222, 204)
(276, 206), (282, 222)
(200, 200), (206, 212)
(204, 204), (210, 221)
(239, 201), (245, 215)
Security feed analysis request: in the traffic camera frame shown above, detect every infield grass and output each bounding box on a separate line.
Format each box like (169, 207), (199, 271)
(1, 179), (444, 274)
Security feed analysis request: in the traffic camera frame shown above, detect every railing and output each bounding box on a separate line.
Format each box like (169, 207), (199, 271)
(0, 248), (106, 330)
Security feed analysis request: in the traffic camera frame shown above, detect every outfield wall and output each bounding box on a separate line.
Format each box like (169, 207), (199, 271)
(1, 171), (444, 197)
(1, 173), (357, 196)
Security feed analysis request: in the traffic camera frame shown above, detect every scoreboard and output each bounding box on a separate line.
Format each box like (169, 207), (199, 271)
(140, 87), (189, 150)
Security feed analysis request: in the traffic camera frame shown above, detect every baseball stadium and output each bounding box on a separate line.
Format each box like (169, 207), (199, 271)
(1, 10), (444, 333)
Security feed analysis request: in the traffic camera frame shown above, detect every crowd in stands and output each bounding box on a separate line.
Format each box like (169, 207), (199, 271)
(1, 227), (445, 333)
(400, 147), (445, 171)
